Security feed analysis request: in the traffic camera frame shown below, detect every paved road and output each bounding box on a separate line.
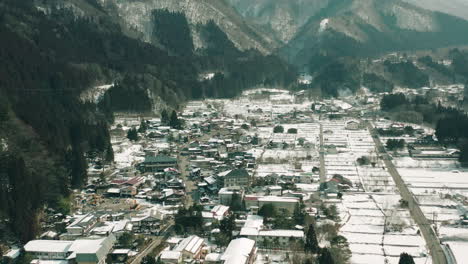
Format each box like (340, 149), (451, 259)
(319, 123), (326, 184)
(130, 236), (164, 264)
(129, 222), (174, 264)
(367, 122), (448, 264)
(177, 128), (227, 207)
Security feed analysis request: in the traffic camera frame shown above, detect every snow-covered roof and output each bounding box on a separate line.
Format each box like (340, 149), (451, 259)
(244, 215), (264, 229)
(240, 227), (259, 236)
(221, 238), (255, 264)
(205, 253), (222, 262)
(258, 230), (304, 238)
(160, 250), (181, 260)
(211, 205), (229, 217)
(24, 240), (73, 253)
(174, 235), (204, 254)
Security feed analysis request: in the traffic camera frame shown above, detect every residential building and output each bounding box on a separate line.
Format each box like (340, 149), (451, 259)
(172, 235), (205, 261)
(244, 195), (299, 214)
(218, 187), (243, 206)
(65, 214), (98, 237)
(221, 238), (257, 264)
(202, 205), (230, 222)
(159, 250), (182, 264)
(140, 155), (177, 172)
(224, 169), (251, 188)
(24, 235), (116, 264)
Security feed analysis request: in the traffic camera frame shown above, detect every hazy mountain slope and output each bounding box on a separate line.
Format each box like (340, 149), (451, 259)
(226, 0), (331, 43)
(99, 0), (280, 54)
(281, 0), (468, 66)
(403, 0), (468, 21)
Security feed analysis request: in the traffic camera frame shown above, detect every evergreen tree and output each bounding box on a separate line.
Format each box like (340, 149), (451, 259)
(70, 144), (87, 188)
(318, 248), (334, 264)
(169, 110), (181, 129)
(161, 110), (169, 125)
(141, 255), (156, 264)
(219, 214), (236, 240)
(293, 201), (305, 225)
(258, 204), (277, 218)
(273, 125), (284, 133)
(229, 192), (243, 211)
(305, 224), (320, 253)
(398, 253), (415, 264)
(138, 119), (148, 133)
(127, 128), (139, 141)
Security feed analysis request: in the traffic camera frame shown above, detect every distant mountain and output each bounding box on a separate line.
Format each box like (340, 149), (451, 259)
(287, 0), (468, 66)
(227, 0), (468, 67)
(226, 0), (330, 44)
(402, 0), (468, 21)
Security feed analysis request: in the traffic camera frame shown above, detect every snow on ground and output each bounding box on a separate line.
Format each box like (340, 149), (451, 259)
(113, 141), (143, 168)
(445, 241), (468, 264)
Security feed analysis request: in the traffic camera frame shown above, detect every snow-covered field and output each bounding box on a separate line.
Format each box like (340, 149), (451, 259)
(340, 194), (430, 264)
(321, 120), (431, 263)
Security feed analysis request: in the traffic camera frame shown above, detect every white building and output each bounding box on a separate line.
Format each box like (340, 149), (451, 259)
(221, 238), (257, 264)
(160, 235), (205, 263)
(24, 235), (116, 264)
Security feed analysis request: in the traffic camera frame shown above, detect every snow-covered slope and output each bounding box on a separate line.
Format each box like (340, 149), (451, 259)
(99, 0), (279, 54)
(226, 0), (330, 43)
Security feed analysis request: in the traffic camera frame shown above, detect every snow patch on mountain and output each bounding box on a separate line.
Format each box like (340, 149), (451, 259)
(391, 5), (438, 32)
(1, 138), (8, 152)
(80, 84), (114, 103)
(319, 18), (329, 33)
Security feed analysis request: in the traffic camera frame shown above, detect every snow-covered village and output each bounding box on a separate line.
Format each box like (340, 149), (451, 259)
(5, 1), (468, 264)
(4, 85), (468, 264)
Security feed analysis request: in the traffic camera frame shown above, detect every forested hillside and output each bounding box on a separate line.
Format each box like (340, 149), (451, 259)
(0, 0), (296, 242)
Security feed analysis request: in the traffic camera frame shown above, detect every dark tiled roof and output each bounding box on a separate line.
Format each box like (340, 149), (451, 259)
(226, 169), (250, 179)
(144, 155), (177, 163)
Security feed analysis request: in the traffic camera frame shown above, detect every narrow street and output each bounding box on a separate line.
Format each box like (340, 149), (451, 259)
(367, 122), (448, 264)
(177, 127), (227, 208)
(129, 237), (164, 264)
(319, 123), (326, 184)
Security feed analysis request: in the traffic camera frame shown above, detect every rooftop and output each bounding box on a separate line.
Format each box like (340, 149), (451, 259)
(174, 235), (204, 254)
(143, 155), (177, 163)
(221, 238), (255, 264)
(24, 240), (73, 253)
(258, 229), (304, 238)
(160, 250), (181, 260)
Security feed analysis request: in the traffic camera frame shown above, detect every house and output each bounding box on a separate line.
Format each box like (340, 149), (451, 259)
(24, 240), (73, 260)
(160, 250), (182, 264)
(255, 230), (304, 249)
(244, 196), (299, 214)
(224, 169), (251, 188)
(204, 253), (222, 264)
(24, 235), (116, 264)
(409, 146), (460, 159)
(345, 120), (360, 130)
(65, 214), (98, 237)
(239, 215), (303, 249)
(110, 249), (131, 263)
(202, 205), (230, 222)
(131, 215), (161, 234)
(121, 186), (137, 197)
(218, 187), (244, 206)
(140, 155), (177, 172)
(221, 238), (257, 264)
(170, 235), (205, 261)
